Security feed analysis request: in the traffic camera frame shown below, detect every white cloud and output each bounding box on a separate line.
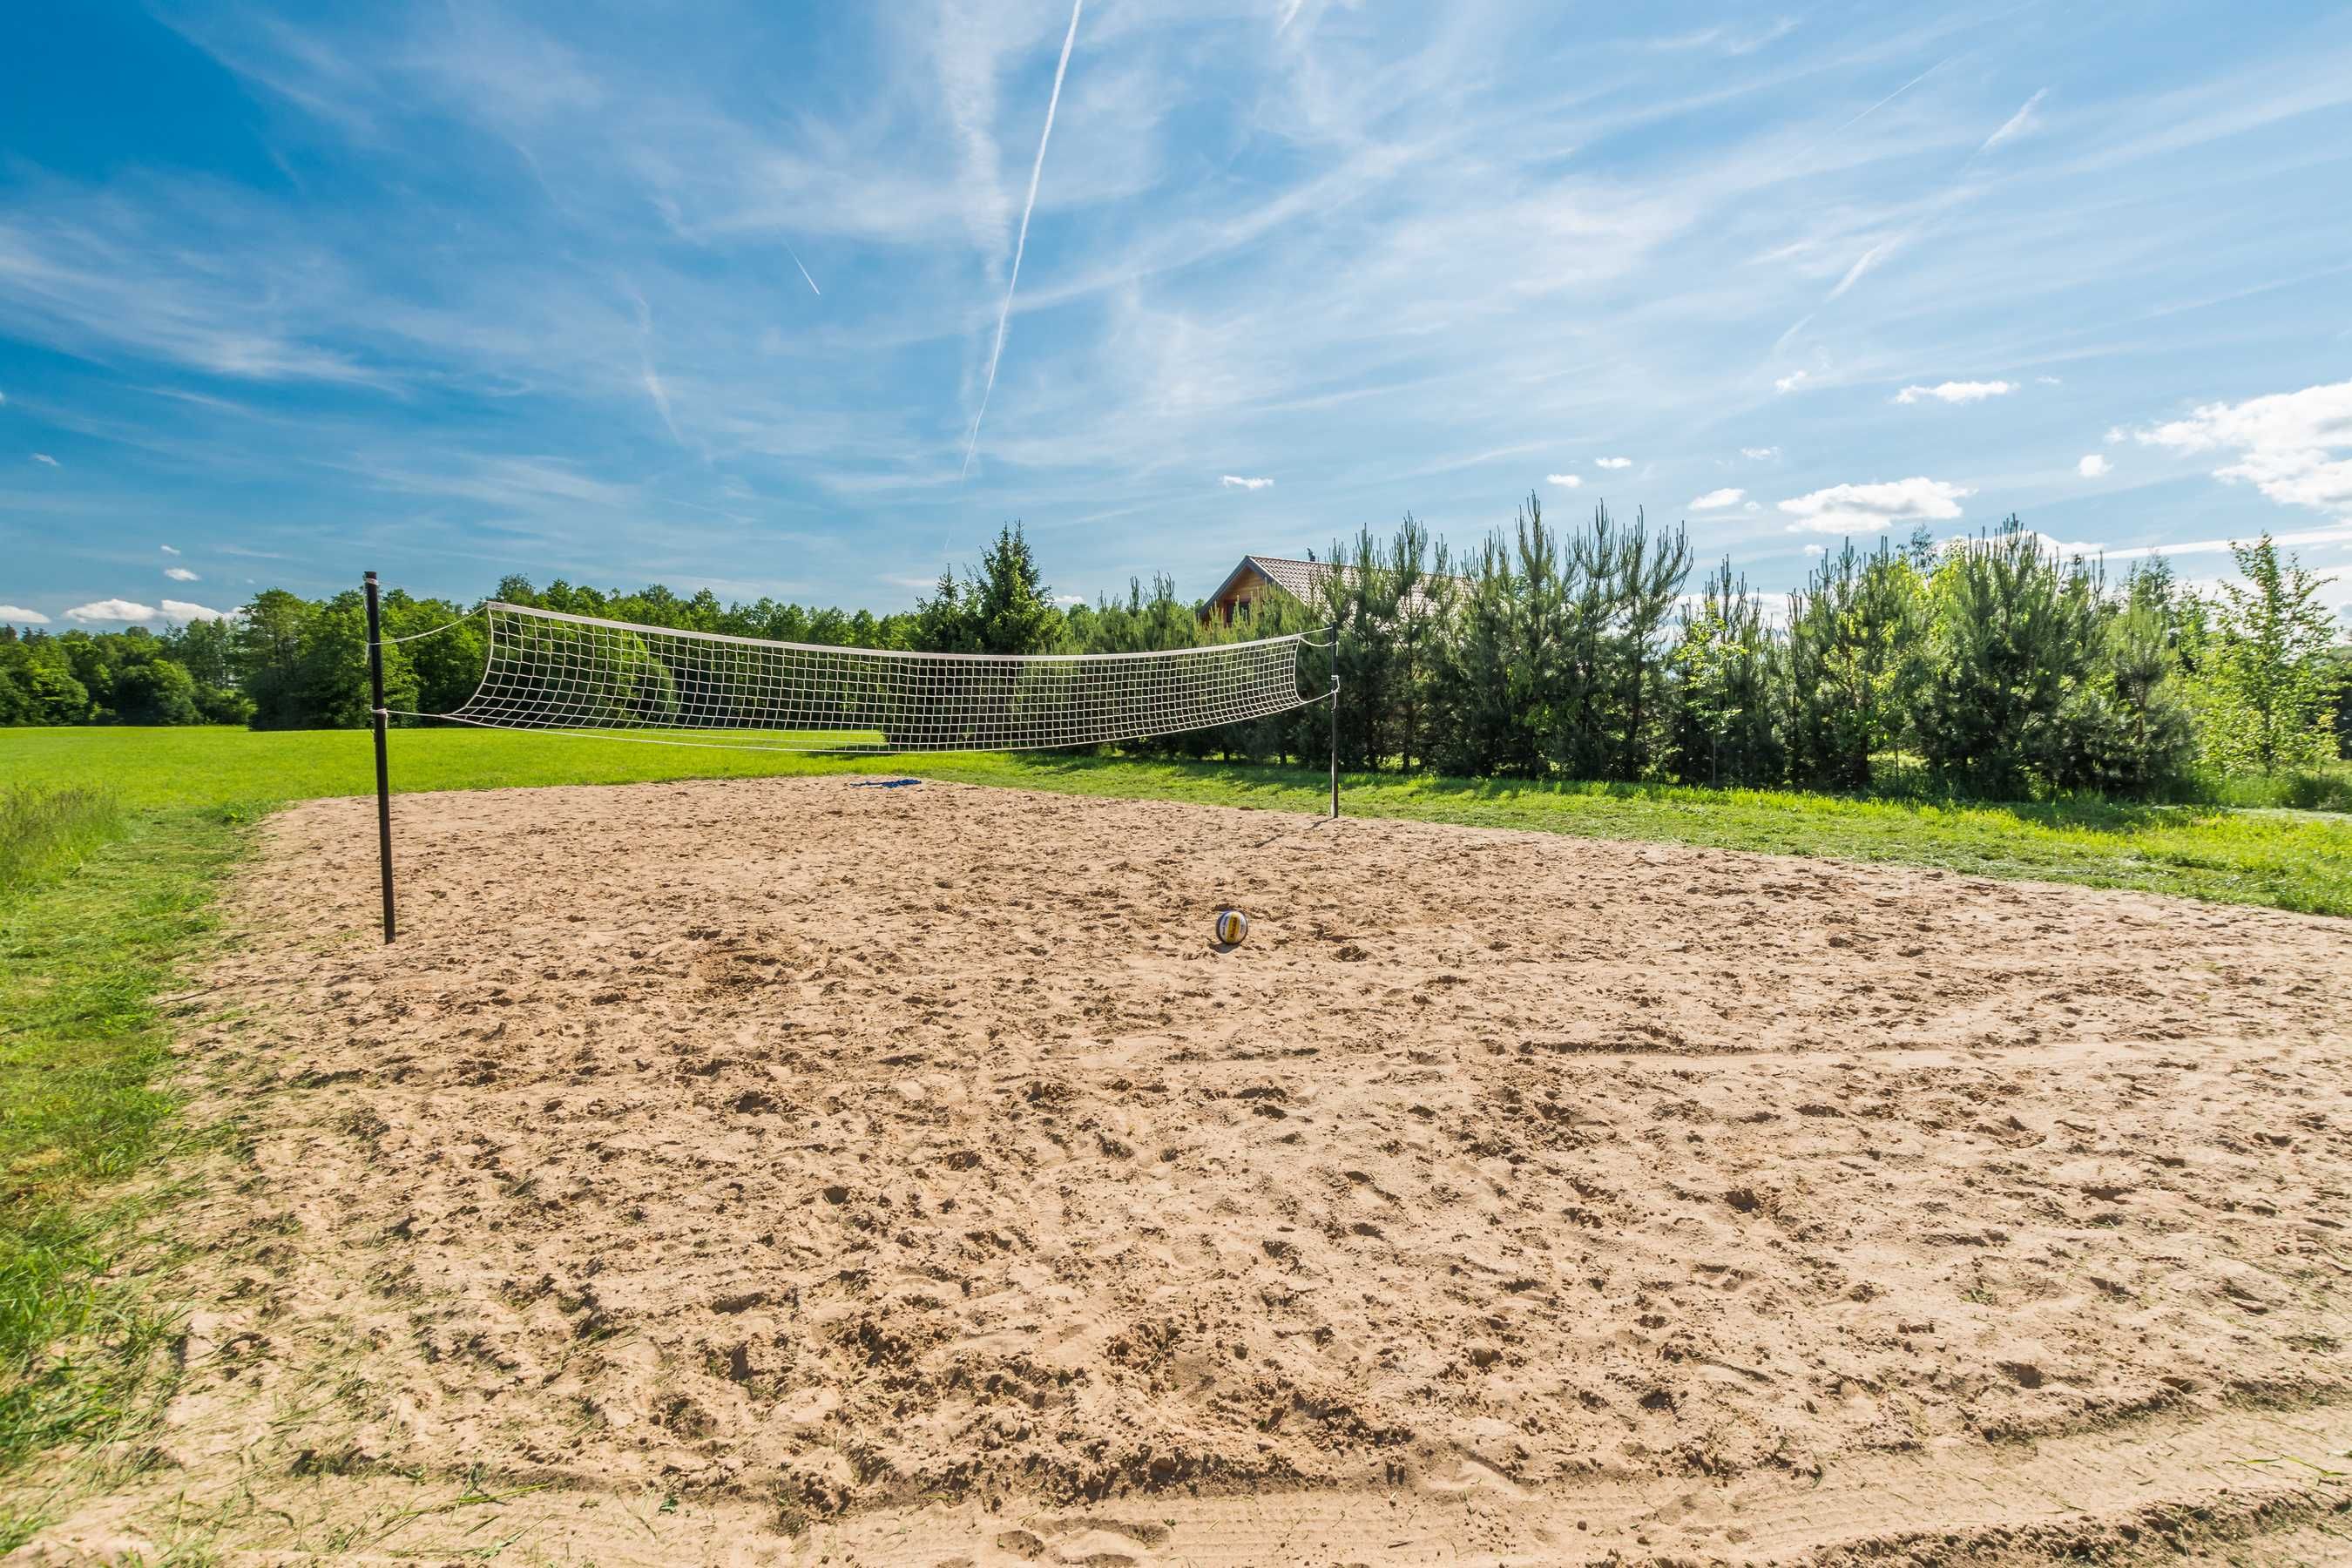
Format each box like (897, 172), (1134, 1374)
(0, 605), (48, 624)
(160, 544), (181, 555)
(1219, 474), (1273, 490)
(164, 565), (200, 581)
(1743, 500), (1761, 512)
(1978, 88), (2049, 155)
(2035, 375), (2063, 386)
(1544, 472), (1584, 488)
(2104, 426), (2126, 444)
(1778, 476), (1973, 535)
(1895, 380), (2017, 405)
(1595, 456), (1632, 470)
(2078, 453), (2112, 477)
(1690, 487), (1745, 510)
(1740, 445), (1780, 460)
(2135, 380), (2352, 517)
(1801, 543), (1827, 557)
(160, 598), (231, 622)
(31, 452), (59, 466)
(1774, 371), (1809, 394)
(64, 598), (159, 623)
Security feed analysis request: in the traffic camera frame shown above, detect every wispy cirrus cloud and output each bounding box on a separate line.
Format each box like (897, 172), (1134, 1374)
(640, 365), (684, 446)
(1779, 476), (1972, 535)
(30, 452), (60, 465)
(1, 2), (2347, 615)
(165, 565), (199, 581)
(1828, 237), (1900, 300)
(1220, 474), (1273, 490)
(0, 193), (385, 386)
(1978, 88), (2048, 154)
(1595, 456), (1632, 470)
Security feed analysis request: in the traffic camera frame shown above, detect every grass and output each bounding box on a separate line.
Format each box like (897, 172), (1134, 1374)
(2191, 762), (2352, 814)
(1, 723), (2349, 916)
(0, 783), (246, 1492)
(0, 784), (124, 901)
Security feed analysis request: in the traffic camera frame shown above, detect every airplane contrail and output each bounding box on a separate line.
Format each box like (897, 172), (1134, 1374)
(1836, 56), (1950, 133)
(961, 0), (1083, 479)
(785, 241), (821, 296)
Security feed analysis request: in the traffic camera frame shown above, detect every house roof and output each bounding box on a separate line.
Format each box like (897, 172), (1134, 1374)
(1205, 555), (1325, 607)
(1205, 554), (1461, 617)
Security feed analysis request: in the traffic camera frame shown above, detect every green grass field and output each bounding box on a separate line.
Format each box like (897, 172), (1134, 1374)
(7, 723), (2352, 915)
(3, 721), (2349, 1503)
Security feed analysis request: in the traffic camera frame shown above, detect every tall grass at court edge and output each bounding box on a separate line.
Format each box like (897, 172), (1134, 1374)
(2187, 763), (2352, 814)
(0, 784), (245, 1509)
(0, 784), (124, 901)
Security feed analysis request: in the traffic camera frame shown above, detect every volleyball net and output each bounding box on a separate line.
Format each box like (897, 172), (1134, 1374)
(398, 601), (1321, 754)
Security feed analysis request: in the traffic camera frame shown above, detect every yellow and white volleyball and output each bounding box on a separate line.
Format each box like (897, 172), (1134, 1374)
(1213, 908), (1250, 946)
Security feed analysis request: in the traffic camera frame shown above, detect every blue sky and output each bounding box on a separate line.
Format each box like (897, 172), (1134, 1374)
(3, 0), (2349, 629)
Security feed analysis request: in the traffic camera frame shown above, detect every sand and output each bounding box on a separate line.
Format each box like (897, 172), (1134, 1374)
(22, 776), (2352, 1565)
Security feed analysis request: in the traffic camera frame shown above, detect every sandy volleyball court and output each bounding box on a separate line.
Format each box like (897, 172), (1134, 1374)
(27, 777), (2352, 1564)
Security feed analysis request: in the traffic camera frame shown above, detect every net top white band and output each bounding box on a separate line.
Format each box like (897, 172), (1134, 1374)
(480, 602), (1304, 664)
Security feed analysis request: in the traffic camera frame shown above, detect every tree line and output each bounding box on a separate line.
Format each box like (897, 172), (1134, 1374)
(1296, 500), (2346, 801)
(4, 508), (2344, 802)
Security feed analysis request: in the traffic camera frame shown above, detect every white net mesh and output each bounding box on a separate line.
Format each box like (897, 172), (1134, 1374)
(417, 602), (1316, 754)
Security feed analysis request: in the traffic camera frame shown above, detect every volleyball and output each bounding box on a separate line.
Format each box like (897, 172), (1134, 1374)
(1214, 908), (1250, 946)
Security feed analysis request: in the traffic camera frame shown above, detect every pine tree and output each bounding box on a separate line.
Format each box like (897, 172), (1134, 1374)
(1669, 558), (1784, 787)
(1427, 531), (1524, 775)
(1322, 527), (1403, 769)
(970, 524), (1065, 655)
(1387, 514), (1450, 772)
(1605, 508), (1693, 779)
(1785, 539), (1924, 790)
(1916, 520), (2101, 798)
(1512, 495), (1578, 777)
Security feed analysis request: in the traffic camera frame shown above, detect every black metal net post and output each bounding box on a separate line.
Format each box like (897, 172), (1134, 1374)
(1327, 628), (1340, 820)
(364, 571), (395, 943)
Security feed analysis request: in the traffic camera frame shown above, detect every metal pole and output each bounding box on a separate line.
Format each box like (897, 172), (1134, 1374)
(1327, 627), (1340, 821)
(364, 571), (395, 943)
